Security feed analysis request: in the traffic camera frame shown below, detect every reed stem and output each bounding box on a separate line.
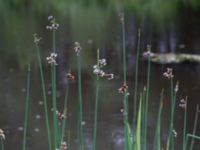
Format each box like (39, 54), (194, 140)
(182, 96), (188, 150)
(34, 36), (52, 150)
(92, 50), (100, 150)
(77, 53), (84, 150)
(22, 65), (31, 150)
(144, 45), (151, 150)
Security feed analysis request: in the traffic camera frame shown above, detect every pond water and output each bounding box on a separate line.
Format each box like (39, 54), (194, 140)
(0, 4), (200, 150)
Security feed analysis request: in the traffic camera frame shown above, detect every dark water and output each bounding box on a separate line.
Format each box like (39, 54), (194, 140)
(0, 5), (200, 150)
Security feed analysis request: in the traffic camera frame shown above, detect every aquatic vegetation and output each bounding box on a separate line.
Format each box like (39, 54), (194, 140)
(1, 12), (200, 150)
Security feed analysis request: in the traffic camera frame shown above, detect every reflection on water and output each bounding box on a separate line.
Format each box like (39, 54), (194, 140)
(0, 3), (200, 150)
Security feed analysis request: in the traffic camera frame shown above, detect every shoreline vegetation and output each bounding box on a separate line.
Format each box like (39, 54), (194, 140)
(1, 11), (200, 150)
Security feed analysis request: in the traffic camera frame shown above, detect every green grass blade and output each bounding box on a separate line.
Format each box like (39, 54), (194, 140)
(92, 49), (100, 150)
(144, 45), (151, 150)
(135, 93), (142, 150)
(153, 89), (164, 150)
(22, 65), (31, 150)
(92, 76), (100, 150)
(133, 29), (141, 145)
(61, 82), (69, 143)
(189, 105), (199, 150)
(1, 139), (4, 150)
(77, 53), (84, 150)
(34, 34), (52, 150)
(182, 96), (188, 150)
(51, 65), (59, 148)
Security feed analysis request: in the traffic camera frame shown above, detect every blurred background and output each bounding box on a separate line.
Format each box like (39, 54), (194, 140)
(0, 0), (200, 149)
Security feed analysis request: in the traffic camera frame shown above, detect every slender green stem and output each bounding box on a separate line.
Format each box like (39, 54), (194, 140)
(135, 93), (142, 150)
(77, 53), (84, 150)
(92, 76), (100, 150)
(166, 80), (177, 150)
(153, 89), (164, 150)
(122, 15), (126, 84)
(182, 97), (188, 150)
(1, 139), (4, 150)
(189, 105), (199, 150)
(51, 65), (59, 148)
(22, 65), (31, 150)
(92, 49), (100, 150)
(144, 45), (151, 150)
(133, 28), (141, 123)
(61, 82), (69, 142)
(53, 30), (56, 53)
(120, 12), (129, 150)
(35, 41), (52, 150)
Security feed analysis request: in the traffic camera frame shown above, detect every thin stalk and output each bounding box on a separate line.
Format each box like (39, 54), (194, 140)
(166, 80), (177, 150)
(92, 76), (100, 150)
(61, 82), (69, 142)
(34, 38), (52, 150)
(141, 87), (146, 149)
(77, 53), (84, 150)
(189, 105), (199, 150)
(53, 30), (56, 53)
(135, 93), (142, 150)
(144, 45), (151, 150)
(182, 97), (188, 150)
(92, 50), (100, 150)
(121, 14), (127, 84)
(133, 29), (141, 126)
(1, 139), (4, 150)
(153, 89), (164, 150)
(186, 133), (200, 148)
(51, 28), (59, 148)
(22, 65), (31, 150)
(51, 64), (59, 148)
(120, 12), (129, 150)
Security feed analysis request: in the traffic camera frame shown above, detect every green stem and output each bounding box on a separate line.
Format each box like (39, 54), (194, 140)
(166, 80), (176, 150)
(22, 65), (31, 150)
(153, 89), (164, 150)
(92, 49), (100, 150)
(92, 76), (100, 150)
(120, 12), (129, 150)
(1, 139), (4, 150)
(144, 46), (151, 150)
(61, 82), (69, 143)
(133, 29), (141, 135)
(77, 54), (84, 150)
(189, 105), (199, 150)
(182, 97), (188, 150)
(51, 65), (59, 148)
(53, 30), (56, 53)
(35, 42), (52, 150)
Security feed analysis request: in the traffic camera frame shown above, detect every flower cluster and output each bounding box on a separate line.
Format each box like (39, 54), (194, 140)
(33, 33), (42, 44)
(142, 45), (153, 58)
(56, 110), (66, 122)
(163, 68), (174, 79)
(172, 129), (177, 137)
(0, 129), (5, 140)
(93, 58), (114, 80)
(74, 42), (81, 56)
(60, 141), (67, 150)
(46, 53), (58, 65)
(174, 81), (179, 93)
(66, 72), (75, 82)
(118, 83), (129, 95)
(179, 99), (186, 109)
(46, 16), (59, 30)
